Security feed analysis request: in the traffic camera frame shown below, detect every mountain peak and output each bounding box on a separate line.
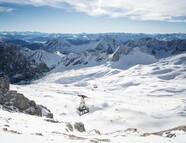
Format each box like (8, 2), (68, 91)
(41, 37), (72, 54)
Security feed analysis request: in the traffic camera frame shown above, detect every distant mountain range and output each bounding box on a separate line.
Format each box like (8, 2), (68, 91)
(1, 32), (186, 44)
(0, 32), (186, 83)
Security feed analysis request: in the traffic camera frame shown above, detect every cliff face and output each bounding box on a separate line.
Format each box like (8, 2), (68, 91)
(0, 42), (49, 83)
(123, 38), (186, 57)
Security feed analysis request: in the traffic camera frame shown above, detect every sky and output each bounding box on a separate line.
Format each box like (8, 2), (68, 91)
(0, 0), (186, 34)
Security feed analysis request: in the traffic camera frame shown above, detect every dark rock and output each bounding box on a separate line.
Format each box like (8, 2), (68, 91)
(66, 123), (73, 132)
(124, 128), (138, 133)
(166, 133), (176, 138)
(11, 93), (30, 110)
(37, 105), (53, 118)
(3, 128), (8, 132)
(2, 128), (21, 134)
(4, 124), (10, 127)
(74, 122), (86, 132)
(142, 125), (186, 138)
(123, 38), (186, 58)
(0, 77), (9, 94)
(44, 119), (59, 123)
(111, 46), (133, 62)
(63, 133), (86, 140)
(0, 42), (49, 83)
(28, 100), (37, 107)
(35, 133), (43, 136)
(0, 77), (53, 118)
(89, 129), (101, 135)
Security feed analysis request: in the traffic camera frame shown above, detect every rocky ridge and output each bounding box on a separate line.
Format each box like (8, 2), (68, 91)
(1, 36), (186, 83)
(0, 42), (49, 83)
(123, 38), (186, 58)
(43, 37), (186, 68)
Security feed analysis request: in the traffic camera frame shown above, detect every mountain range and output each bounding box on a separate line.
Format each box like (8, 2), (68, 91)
(0, 32), (186, 83)
(0, 32), (186, 143)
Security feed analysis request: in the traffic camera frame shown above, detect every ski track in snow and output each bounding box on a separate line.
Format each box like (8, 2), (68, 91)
(1, 53), (186, 143)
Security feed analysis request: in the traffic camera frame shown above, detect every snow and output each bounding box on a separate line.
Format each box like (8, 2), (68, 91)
(32, 50), (63, 68)
(0, 51), (186, 142)
(111, 47), (157, 69)
(42, 36), (122, 54)
(20, 48), (63, 68)
(45, 38), (101, 54)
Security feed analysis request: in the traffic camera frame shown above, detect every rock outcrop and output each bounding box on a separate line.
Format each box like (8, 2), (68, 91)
(74, 122), (86, 132)
(0, 77), (9, 94)
(142, 125), (186, 138)
(0, 77), (53, 118)
(66, 122), (86, 132)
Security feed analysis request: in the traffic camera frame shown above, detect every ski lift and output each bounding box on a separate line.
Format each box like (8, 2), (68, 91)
(76, 94), (89, 116)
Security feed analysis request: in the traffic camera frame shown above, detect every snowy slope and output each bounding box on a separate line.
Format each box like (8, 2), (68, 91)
(26, 50), (63, 68)
(1, 50), (186, 143)
(7, 46), (63, 69)
(123, 38), (186, 58)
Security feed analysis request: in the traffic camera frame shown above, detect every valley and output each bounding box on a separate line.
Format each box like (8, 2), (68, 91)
(0, 32), (186, 143)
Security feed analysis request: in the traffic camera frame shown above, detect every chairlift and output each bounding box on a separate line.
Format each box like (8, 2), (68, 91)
(76, 94), (89, 116)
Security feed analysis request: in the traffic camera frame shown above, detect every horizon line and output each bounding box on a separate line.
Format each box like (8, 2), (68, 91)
(0, 31), (186, 35)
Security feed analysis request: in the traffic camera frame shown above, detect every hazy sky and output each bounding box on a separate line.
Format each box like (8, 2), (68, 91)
(0, 0), (186, 33)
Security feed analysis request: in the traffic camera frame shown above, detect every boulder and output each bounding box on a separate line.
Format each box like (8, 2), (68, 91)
(74, 122), (86, 132)
(37, 105), (53, 118)
(66, 123), (73, 132)
(124, 128), (138, 133)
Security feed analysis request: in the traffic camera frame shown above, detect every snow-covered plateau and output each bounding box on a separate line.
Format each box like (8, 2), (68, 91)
(1, 47), (186, 143)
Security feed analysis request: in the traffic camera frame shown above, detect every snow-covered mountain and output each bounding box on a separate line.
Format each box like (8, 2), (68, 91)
(1, 32), (186, 45)
(41, 37), (121, 54)
(123, 37), (186, 58)
(41, 37), (73, 53)
(3, 38), (43, 50)
(39, 37), (124, 67)
(40, 36), (186, 69)
(41, 36), (186, 56)
(0, 31), (50, 43)
(1, 48), (186, 143)
(0, 32), (186, 143)
(94, 38), (123, 54)
(0, 41), (63, 83)
(1, 33), (186, 84)
(24, 50), (63, 68)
